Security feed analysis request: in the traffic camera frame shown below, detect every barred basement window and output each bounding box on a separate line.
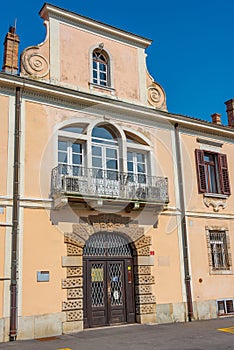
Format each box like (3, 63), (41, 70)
(217, 299), (234, 315)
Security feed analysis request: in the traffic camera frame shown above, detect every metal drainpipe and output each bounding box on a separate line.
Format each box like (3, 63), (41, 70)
(174, 123), (194, 321)
(9, 86), (21, 341)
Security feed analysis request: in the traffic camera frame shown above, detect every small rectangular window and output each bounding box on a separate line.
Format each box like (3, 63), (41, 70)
(209, 231), (229, 270)
(206, 227), (232, 274)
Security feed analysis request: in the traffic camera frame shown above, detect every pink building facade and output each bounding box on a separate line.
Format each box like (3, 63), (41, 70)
(0, 3), (233, 342)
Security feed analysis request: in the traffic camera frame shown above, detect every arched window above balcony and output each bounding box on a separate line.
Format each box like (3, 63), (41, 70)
(52, 120), (169, 206)
(91, 125), (119, 181)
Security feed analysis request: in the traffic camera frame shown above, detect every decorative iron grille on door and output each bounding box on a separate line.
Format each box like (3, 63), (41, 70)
(83, 232), (132, 257)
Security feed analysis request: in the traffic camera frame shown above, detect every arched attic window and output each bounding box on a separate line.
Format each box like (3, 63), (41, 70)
(92, 49), (110, 87)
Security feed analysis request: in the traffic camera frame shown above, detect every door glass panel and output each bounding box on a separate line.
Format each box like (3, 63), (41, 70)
(91, 263), (104, 307)
(109, 263), (123, 306)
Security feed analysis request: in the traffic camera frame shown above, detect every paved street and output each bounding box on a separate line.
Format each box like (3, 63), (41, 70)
(0, 317), (234, 350)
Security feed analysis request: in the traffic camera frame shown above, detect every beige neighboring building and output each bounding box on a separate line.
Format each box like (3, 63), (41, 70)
(0, 3), (234, 342)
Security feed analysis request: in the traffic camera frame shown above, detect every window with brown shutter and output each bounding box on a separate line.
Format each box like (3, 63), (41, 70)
(195, 149), (231, 195)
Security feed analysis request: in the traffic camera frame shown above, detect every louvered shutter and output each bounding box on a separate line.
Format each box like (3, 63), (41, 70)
(218, 154), (231, 195)
(195, 149), (207, 193)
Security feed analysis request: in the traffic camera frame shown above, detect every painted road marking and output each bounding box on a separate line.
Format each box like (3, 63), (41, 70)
(218, 327), (234, 334)
(56, 348), (72, 350)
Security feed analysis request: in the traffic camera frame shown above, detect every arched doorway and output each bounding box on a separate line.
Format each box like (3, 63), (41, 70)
(83, 232), (135, 328)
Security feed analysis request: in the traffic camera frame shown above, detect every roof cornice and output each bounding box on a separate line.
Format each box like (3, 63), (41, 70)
(39, 3), (152, 49)
(0, 73), (233, 139)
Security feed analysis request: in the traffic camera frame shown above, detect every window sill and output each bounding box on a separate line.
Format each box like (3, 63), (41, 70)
(89, 82), (116, 96)
(209, 269), (233, 275)
(203, 193), (229, 199)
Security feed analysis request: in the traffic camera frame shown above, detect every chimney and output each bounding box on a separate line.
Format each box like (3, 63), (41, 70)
(225, 99), (234, 127)
(211, 113), (221, 125)
(2, 26), (20, 74)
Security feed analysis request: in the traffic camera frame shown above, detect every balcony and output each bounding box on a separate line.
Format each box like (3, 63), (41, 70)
(51, 165), (169, 209)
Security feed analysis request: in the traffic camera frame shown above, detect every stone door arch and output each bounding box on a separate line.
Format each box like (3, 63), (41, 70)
(61, 214), (156, 333)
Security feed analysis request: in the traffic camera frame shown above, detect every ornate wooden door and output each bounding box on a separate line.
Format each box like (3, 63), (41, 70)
(83, 233), (135, 328)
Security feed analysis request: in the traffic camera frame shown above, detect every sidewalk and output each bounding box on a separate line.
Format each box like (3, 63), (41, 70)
(0, 317), (234, 350)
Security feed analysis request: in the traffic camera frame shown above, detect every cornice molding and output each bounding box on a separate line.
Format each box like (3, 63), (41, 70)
(0, 73), (234, 139)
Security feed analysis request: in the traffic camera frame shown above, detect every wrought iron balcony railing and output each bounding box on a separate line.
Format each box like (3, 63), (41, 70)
(51, 165), (169, 204)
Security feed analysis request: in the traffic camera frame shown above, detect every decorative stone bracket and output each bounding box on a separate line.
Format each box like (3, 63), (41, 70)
(203, 196), (227, 212)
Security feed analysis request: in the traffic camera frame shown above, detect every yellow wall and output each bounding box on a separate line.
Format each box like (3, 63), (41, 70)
(152, 215), (183, 303)
(0, 225), (6, 317)
(0, 95), (9, 195)
(22, 208), (66, 316)
(189, 217), (234, 301)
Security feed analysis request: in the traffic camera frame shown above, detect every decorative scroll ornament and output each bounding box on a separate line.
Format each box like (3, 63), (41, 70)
(21, 46), (49, 78)
(147, 82), (166, 109)
(203, 196), (227, 212)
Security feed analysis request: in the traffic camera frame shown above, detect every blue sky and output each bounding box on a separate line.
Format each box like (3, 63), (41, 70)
(0, 0), (234, 124)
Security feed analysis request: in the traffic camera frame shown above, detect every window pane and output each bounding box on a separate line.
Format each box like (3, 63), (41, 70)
(207, 165), (217, 193)
(93, 61), (97, 69)
(100, 73), (106, 81)
(107, 159), (118, 170)
(106, 148), (117, 158)
(92, 127), (115, 140)
(93, 70), (97, 79)
(127, 152), (133, 161)
(137, 153), (145, 163)
(72, 154), (82, 165)
(58, 152), (67, 164)
(92, 157), (102, 168)
(58, 140), (67, 151)
(92, 146), (102, 156)
(127, 162), (133, 172)
(93, 78), (98, 84)
(99, 55), (106, 63)
(100, 81), (107, 86)
(99, 63), (106, 71)
(62, 126), (84, 134)
(137, 164), (145, 173)
(72, 143), (82, 153)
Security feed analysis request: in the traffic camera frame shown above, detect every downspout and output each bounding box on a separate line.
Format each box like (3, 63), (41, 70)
(174, 123), (193, 321)
(9, 86), (21, 341)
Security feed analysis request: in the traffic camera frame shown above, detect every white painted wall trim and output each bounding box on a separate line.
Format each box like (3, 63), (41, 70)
(49, 18), (60, 83)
